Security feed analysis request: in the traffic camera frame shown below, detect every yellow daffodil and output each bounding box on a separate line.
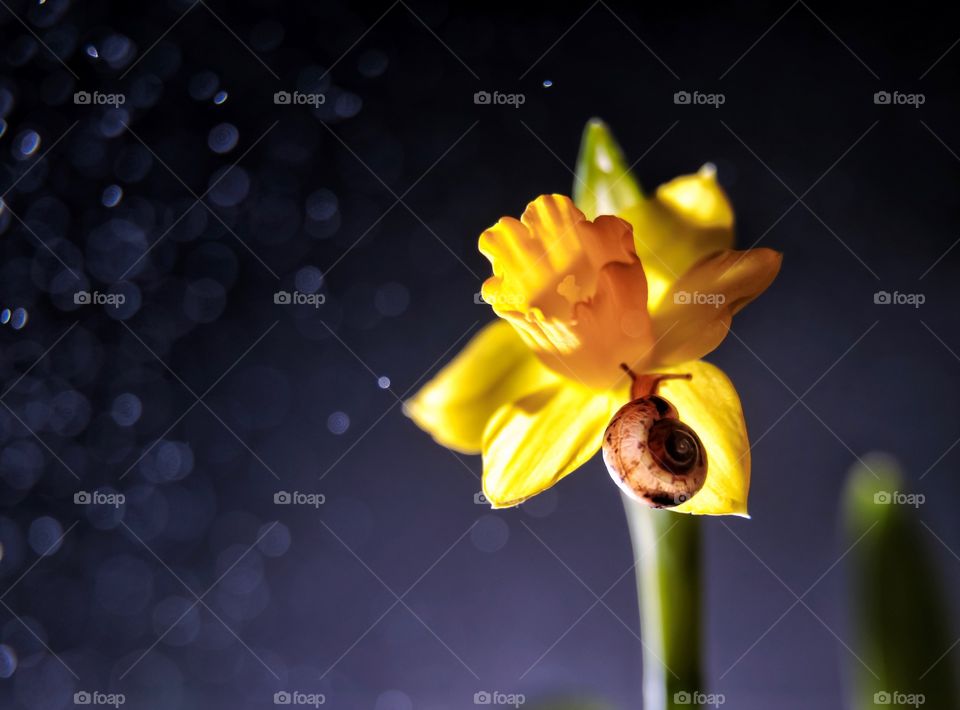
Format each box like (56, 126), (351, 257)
(406, 119), (781, 516)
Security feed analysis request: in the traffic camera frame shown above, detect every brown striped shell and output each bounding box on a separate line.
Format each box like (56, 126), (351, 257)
(601, 395), (707, 508)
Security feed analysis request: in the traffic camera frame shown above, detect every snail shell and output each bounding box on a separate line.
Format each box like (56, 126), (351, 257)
(601, 394), (707, 508)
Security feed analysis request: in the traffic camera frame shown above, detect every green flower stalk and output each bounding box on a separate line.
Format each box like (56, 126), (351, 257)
(624, 497), (703, 710)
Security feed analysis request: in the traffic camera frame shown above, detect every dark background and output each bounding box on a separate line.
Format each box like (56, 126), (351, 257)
(1, 0), (958, 708)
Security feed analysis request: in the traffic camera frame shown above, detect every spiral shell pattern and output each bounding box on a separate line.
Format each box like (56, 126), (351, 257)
(601, 397), (707, 508)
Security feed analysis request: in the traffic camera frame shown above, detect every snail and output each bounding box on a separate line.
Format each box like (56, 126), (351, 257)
(601, 364), (707, 508)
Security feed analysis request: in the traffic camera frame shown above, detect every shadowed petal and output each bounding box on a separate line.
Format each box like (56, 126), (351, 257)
(653, 360), (752, 516)
(482, 382), (625, 508)
(651, 248), (782, 366)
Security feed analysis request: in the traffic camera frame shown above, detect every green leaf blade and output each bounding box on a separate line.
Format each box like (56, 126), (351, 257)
(574, 119), (643, 219)
(843, 453), (959, 710)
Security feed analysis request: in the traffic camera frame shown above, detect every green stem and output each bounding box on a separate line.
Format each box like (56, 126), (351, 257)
(622, 494), (703, 710)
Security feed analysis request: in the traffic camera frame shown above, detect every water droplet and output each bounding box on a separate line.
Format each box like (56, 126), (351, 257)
(100, 34), (134, 68)
(11, 308), (27, 330)
(207, 122), (239, 154)
(377, 376), (391, 389)
(0, 89), (13, 117)
(85, 44), (99, 58)
(358, 49), (389, 78)
(213, 90), (228, 105)
(129, 74), (163, 109)
(471, 515), (509, 552)
(100, 108), (130, 138)
(189, 71), (219, 101)
(375, 282), (410, 317)
(0, 645), (17, 678)
(543, 79), (553, 88)
(326, 411), (350, 435)
(95, 554), (154, 614)
(0, 309), (10, 324)
(294, 265), (324, 294)
(334, 92), (362, 118)
(28, 516), (64, 556)
(114, 144), (153, 182)
(250, 20), (285, 52)
(375, 690), (413, 710)
(305, 188), (338, 221)
(111, 393), (142, 427)
(152, 596), (200, 646)
(15, 130), (41, 157)
(183, 278), (226, 323)
(257, 522), (291, 557)
(0, 120), (6, 139)
(522, 487), (559, 518)
(207, 166), (249, 207)
(102, 184), (123, 207)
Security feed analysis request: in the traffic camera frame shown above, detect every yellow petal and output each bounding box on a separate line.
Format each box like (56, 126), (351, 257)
(404, 320), (559, 454)
(657, 163), (733, 229)
(479, 195), (638, 316)
(479, 194), (654, 389)
(652, 361), (751, 516)
(651, 248), (782, 366)
(620, 165), (735, 308)
(482, 382), (625, 508)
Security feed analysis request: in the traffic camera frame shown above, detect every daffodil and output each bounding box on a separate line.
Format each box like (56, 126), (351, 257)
(406, 120), (781, 516)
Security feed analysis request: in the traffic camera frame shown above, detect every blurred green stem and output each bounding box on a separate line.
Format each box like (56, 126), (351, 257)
(844, 455), (959, 710)
(622, 495), (703, 710)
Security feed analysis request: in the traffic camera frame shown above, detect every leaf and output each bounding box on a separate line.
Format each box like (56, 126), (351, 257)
(843, 453), (959, 710)
(573, 119), (643, 219)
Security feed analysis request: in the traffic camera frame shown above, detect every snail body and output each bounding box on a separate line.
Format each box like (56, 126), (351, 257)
(602, 370), (707, 508)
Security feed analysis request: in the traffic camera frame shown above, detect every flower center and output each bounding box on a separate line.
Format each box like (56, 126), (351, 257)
(556, 274), (583, 306)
